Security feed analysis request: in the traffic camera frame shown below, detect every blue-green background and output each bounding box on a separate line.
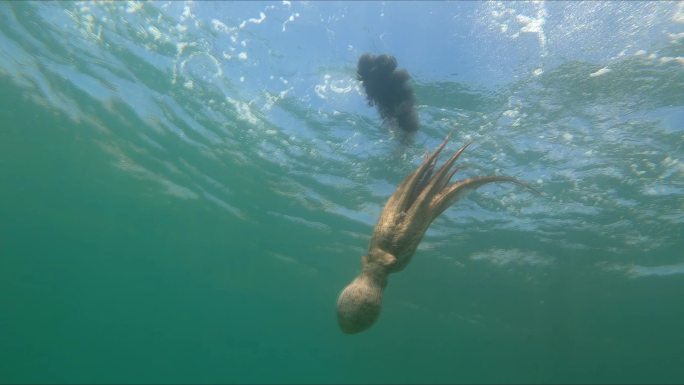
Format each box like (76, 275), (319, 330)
(1, 1), (684, 383)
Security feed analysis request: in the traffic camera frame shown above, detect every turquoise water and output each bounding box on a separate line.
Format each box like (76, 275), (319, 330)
(1, 1), (684, 383)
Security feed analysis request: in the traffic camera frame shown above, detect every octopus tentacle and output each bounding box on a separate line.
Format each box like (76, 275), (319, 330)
(405, 160), (435, 211)
(431, 176), (535, 218)
(375, 134), (453, 237)
(442, 167), (461, 190)
(405, 141), (470, 226)
(427, 141), (471, 195)
(400, 133), (452, 205)
(383, 134), (449, 214)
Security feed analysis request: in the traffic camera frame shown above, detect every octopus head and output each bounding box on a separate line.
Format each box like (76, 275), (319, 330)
(336, 275), (385, 334)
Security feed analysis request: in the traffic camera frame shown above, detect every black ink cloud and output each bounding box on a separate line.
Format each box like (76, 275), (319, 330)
(357, 53), (419, 133)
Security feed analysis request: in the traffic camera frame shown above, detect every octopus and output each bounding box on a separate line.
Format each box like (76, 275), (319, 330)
(336, 133), (538, 334)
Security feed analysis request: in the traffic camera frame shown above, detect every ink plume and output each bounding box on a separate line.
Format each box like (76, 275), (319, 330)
(357, 53), (419, 134)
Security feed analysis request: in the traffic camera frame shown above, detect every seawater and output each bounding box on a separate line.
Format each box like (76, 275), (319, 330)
(1, 1), (683, 383)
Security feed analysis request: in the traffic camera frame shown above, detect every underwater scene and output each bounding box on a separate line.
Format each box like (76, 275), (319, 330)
(1, 1), (684, 383)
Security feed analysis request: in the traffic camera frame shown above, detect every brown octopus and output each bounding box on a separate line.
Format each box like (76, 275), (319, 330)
(336, 133), (538, 334)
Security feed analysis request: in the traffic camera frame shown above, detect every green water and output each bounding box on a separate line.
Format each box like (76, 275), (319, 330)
(1, 1), (684, 383)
